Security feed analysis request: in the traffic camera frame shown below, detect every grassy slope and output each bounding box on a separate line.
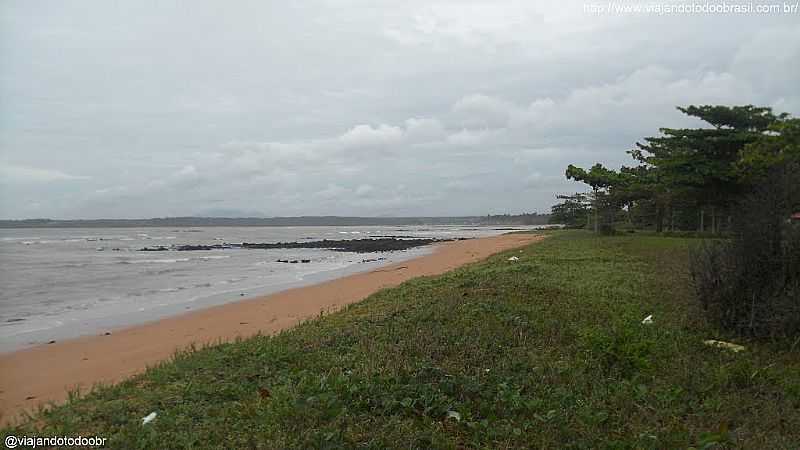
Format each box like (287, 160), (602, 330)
(4, 231), (799, 448)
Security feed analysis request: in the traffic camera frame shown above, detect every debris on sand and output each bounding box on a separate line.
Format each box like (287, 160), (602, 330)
(445, 410), (462, 422)
(142, 412), (157, 425)
(704, 340), (746, 353)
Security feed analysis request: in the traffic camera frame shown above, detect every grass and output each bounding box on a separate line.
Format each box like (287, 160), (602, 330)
(4, 231), (799, 448)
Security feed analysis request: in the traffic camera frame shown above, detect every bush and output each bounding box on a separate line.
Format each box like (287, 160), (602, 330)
(660, 230), (732, 239)
(598, 223), (617, 236)
(690, 162), (800, 338)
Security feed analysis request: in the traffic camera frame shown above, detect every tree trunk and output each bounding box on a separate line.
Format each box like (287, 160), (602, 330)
(711, 206), (717, 235)
(670, 208), (675, 231)
(772, 217), (783, 257)
(700, 209), (705, 233)
(627, 202), (633, 225)
(656, 206), (664, 233)
(593, 189), (599, 233)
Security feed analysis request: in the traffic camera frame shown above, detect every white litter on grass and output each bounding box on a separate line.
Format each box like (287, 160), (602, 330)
(507, 256), (519, 261)
(704, 340), (746, 353)
(142, 412), (157, 425)
(641, 314), (653, 325)
(446, 410), (461, 421)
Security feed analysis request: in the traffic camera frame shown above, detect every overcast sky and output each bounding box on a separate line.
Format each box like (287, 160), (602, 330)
(1, 1), (798, 219)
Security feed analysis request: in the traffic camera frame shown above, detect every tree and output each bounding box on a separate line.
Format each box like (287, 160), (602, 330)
(739, 117), (800, 181)
(629, 105), (779, 233)
(559, 104), (791, 234)
(565, 163), (620, 233)
(549, 193), (590, 228)
(677, 105), (779, 131)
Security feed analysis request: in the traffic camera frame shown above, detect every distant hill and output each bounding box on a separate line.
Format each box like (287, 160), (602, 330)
(0, 214), (549, 228)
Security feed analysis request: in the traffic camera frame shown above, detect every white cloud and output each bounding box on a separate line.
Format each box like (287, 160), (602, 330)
(0, 163), (90, 184)
(445, 128), (497, 147)
(315, 184), (351, 200)
(523, 172), (564, 189)
(0, 0), (797, 218)
(355, 184), (374, 197)
(339, 124), (404, 149)
(452, 94), (514, 129)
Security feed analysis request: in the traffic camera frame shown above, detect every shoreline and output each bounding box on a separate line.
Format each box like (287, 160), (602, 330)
(0, 232), (543, 425)
(0, 244), (436, 354)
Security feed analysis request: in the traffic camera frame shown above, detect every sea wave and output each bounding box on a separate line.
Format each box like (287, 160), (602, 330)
(158, 287), (187, 293)
(120, 258), (191, 264)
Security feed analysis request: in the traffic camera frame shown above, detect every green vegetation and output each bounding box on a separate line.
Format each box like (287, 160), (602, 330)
(548, 193), (590, 229)
(689, 162), (800, 338)
(555, 104), (799, 339)
(5, 231), (799, 448)
(555, 104), (799, 233)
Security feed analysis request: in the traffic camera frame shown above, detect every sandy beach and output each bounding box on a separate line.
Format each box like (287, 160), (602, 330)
(0, 232), (543, 425)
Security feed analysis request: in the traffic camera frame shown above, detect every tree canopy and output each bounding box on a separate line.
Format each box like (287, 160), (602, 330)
(553, 105), (798, 233)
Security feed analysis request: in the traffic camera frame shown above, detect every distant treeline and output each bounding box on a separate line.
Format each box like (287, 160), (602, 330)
(0, 214), (549, 228)
(481, 213), (550, 225)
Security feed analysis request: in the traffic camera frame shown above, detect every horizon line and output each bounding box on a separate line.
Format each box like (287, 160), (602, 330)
(0, 213), (549, 222)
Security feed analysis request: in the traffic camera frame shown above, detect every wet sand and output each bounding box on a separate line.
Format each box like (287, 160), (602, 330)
(0, 233), (543, 424)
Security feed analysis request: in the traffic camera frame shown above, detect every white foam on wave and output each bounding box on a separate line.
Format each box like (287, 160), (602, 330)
(121, 258), (191, 264)
(0, 224), (516, 352)
(157, 287), (186, 293)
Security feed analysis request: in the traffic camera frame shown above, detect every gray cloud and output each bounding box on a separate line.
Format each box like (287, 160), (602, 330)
(1, 0), (797, 218)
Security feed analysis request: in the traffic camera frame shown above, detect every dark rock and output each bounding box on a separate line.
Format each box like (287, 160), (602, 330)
(175, 244), (232, 251)
(360, 257), (387, 263)
(140, 238), (452, 254)
(240, 238), (447, 253)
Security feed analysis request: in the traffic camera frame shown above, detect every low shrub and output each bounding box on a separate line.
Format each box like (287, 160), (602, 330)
(690, 162), (800, 338)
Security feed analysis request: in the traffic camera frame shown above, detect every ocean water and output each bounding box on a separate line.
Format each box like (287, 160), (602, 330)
(0, 225), (535, 352)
